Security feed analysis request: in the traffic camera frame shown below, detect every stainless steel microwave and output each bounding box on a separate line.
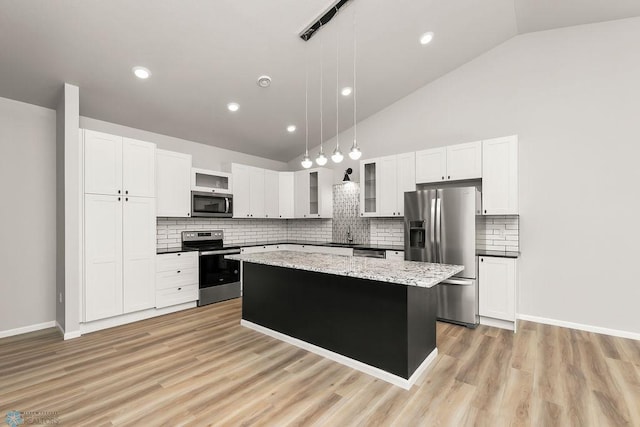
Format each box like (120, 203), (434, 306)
(191, 191), (233, 218)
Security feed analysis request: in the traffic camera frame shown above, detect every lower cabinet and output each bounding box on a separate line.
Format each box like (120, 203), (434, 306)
(84, 194), (156, 322)
(156, 252), (199, 308)
(479, 256), (517, 325)
(385, 250), (405, 261)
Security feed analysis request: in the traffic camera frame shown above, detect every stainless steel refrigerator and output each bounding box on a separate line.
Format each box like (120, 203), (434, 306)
(404, 187), (481, 327)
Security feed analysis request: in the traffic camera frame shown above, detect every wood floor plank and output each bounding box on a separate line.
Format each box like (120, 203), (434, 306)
(1, 298), (639, 426)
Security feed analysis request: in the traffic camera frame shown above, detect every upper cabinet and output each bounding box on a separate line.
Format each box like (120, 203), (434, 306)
(84, 130), (155, 197)
(191, 168), (232, 194)
(263, 170), (279, 219)
(294, 168), (333, 218)
(156, 150), (192, 218)
(360, 152), (416, 217)
(415, 141), (482, 184)
(482, 136), (518, 215)
(278, 172), (295, 219)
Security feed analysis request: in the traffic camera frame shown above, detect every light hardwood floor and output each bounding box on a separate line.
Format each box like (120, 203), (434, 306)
(1, 299), (639, 426)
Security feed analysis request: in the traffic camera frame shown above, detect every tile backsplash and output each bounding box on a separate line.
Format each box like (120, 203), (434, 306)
(332, 183), (370, 244)
(157, 217), (333, 249)
(476, 215), (519, 252)
(370, 218), (404, 246)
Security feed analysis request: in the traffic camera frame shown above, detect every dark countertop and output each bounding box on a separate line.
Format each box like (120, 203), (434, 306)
(156, 247), (200, 255)
(476, 249), (520, 259)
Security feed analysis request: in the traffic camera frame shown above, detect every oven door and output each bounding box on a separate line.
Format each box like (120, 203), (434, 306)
(191, 191), (233, 218)
(198, 250), (241, 306)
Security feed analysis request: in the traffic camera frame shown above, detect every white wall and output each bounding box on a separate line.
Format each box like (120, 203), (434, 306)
(0, 97), (57, 332)
(80, 117), (288, 172)
(290, 17), (640, 335)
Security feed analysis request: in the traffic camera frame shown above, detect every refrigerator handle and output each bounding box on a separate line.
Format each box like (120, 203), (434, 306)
(435, 196), (442, 263)
(430, 198), (436, 256)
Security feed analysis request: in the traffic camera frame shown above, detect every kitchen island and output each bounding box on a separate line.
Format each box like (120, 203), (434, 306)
(227, 251), (463, 389)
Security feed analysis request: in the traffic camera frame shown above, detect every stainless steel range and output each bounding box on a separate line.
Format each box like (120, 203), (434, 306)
(181, 230), (241, 306)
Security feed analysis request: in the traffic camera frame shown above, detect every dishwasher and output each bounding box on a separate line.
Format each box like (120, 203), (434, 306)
(353, 248), (386, 259)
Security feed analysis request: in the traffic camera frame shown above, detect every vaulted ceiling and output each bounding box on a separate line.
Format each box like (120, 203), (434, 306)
(1, 0), (639, 161)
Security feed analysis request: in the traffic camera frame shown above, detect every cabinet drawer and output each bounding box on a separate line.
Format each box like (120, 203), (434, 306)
(157, 252), (198, 272)
(157, 267), (198, 290)
(385, 250), (405, 261)
(156, 284), (198, 308)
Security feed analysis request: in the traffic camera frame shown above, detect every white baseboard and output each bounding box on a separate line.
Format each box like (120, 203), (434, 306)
(480, 316), (516, 332)
(517, 313), (640, 341)
(0, 321), (57, 339)
(241, 319), (438, 390)
(80, 302), (197, 334)
(55, 321), (82, 340)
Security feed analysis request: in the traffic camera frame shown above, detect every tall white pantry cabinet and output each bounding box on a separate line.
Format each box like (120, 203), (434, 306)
(83, 130), (157, 322)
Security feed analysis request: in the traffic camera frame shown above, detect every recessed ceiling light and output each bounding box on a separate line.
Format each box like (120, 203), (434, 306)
(287, 125), (296, 133)
(420, 32), (434, 45)
(257, 75), (272, 88)
(227, 102), (240, 112)
(341, 87), (353, 97)
(132, 66), (151, 79)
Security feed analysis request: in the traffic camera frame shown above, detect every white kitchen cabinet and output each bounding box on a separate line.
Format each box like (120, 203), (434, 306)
(482, 136), (518, 215)
(122, 138), (156, 197)
(294, 168), (333, 218)
(156, 149), (192, 218)
(83, 129), (157, 323)
(122, 197), (156, 313)
(415, 147), (446, 184)
(385, 250), (405, 261)
(479, 256), (517, 322)
(446, 141), (482, 181)
(278, 172), (295, 219)
(84, 194), (157, 322)
(359, 152), (415, 217)
(84, 130), (156, 197)
(396, 152), (416, 216)
(231, 164), (251, 218)
(156, 252), (199, 309)
(84, 194), (123, 322)
(191, 168), (232, 194)
(84, 130), (123, 195)
(415, 141), (481, 184)
(229, 164), (270, 218)
(264, 170), (279, 219)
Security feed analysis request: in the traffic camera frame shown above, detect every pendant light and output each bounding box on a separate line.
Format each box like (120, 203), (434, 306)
(301, 51), (313, 169)
(331, 21), (344, 164)
(316, 27), (328, 166)
(349, 8), (362, 161)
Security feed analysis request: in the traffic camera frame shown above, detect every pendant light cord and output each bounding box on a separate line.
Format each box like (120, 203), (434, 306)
(320, 25), (324, 153)
(305, 50), (309, 156)
(336, 23), (339, 150)
(353, 8), (357, 147)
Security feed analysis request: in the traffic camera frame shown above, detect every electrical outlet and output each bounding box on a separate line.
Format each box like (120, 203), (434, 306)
(59, 292), (63, 304)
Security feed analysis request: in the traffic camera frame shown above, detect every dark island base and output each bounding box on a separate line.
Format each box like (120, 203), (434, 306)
(241, 262), (438, 387)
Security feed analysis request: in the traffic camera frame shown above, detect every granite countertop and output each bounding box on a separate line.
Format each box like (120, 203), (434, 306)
(223, 241), (405, 251)
(476, 249), (520, 259)
(227, 250), (463, 289)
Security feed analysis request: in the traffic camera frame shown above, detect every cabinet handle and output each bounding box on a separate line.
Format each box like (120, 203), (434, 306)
(481, 258), (484, 262)
(177, 270), (181, 273)
(448, 176), (450, 180)
(247, 214), (250, 217)
(484, 209), (487, 214)
(265, 214), (268, 217)
(177, 253), (181, 256)
(118, 190), (121, 194)
(251, 214), (253, 217)
(125, 197), (128, 202)
(187, 213), (190, 216)
(125, 190), (128, 195)
(178, 287), (182, 291)
(442, 176), (444, 180)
